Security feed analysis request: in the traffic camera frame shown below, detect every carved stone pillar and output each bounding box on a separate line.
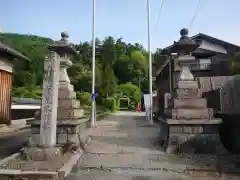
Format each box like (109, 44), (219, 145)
(40, 52), (60, 147)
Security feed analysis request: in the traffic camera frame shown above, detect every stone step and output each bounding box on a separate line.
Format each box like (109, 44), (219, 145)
(57, 109), (84, 120)
(66, 169), (194, 180)
(173, 99), (207, 109)
(167, 109), (213, 119)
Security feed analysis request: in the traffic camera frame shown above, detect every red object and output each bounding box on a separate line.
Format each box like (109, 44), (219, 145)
(136, 103), (140, 112)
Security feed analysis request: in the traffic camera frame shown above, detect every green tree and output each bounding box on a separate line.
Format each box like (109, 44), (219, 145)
(0, 32), (158, 99)
(98, 36), (118, 97)
(229, 52), (240, 74)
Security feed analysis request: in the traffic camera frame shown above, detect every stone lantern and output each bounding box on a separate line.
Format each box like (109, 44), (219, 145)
(48, 32), (86, 146)
(30, 32), (86, 152)
(158, 28), (225, 154)
(48, 32), (84, 121)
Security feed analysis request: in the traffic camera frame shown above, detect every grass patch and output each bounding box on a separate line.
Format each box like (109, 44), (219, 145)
(82, 105), (110, 121)
(96, 111), (110, 121)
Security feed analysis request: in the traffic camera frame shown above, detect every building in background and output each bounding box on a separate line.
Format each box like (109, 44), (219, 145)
(0, 41), (30, 124)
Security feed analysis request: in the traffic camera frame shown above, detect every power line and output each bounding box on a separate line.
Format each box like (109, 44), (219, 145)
(188, 0), (205, 29)
(156, 0), (165, 30)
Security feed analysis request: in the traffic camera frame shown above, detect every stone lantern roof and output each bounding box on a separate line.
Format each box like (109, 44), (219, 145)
(170, 28), (200, 54)
(0, 41), (30, 61)
(48, 31), (77, 56)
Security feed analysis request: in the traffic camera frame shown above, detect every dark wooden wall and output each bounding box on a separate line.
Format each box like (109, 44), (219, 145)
(0, 70), (12, 124)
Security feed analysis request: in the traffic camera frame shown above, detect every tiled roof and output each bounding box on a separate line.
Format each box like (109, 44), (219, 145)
(163, 33), (240, 52)
(0, 41), (30, 61)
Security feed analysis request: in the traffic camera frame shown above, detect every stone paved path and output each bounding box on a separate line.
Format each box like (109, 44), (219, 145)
(66, 112), (240, 180)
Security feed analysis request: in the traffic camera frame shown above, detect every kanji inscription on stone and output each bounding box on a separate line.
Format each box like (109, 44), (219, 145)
(40, 52), (60, 146)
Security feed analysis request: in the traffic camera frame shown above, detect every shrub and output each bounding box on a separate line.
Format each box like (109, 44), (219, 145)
(102, 97), (118, 112)
(76, 92), (91, 106)
(12, 86), (42, 99)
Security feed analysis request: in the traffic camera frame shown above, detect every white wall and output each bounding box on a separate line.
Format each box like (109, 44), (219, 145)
(198, 40), (227, 54)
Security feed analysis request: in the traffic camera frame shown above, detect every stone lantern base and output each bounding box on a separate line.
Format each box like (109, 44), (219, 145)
(160, 79), (227, 154)
(29, 119), (90, 147)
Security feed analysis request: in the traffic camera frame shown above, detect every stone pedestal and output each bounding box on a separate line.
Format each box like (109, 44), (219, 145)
(54, 55), (86, 147)
(161, 79), (226, 154)
(23, 146), (62, 161)
(57, 58), (84, 121)
(30, 77), (88, 148)
(30, 119), (90, 147)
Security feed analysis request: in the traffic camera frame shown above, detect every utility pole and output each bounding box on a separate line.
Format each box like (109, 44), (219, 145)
(138, 76), (141, 111)
(91, 0), (96, 127)
(147, 0), (153, 124)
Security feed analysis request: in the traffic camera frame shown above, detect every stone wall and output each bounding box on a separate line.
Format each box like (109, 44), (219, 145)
(197, 75), (240, 114)
(219, 75), (240, 114)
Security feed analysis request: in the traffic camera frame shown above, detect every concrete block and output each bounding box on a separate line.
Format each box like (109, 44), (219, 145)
(56, 134), (79, 145)
(170, 125), (204, 134)
(183, 126), (203, 133)
(31, 127), (40, 134)
(25, 147), (61, 161)
(56, 125), (79, 134)
(177, 80), (198, 89)
(173, 99), (207, 109)
(57, 109), (84, 120)
(58, 89), (76, 100)
(79, 122), (87, 133)
(58, 150), (83, 179)
(169, 126), (182, 133)
(176, 89), (201, 99)
(29, 134), (40, 145)
(58, 99), (80, 109)
(166, 118), (222, 125)
(172, 108), (210, 119)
